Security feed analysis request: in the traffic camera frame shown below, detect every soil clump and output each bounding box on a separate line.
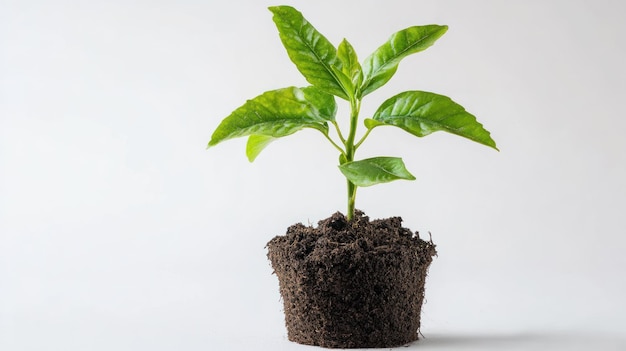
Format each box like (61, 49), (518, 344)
(267, 210), (436, 348)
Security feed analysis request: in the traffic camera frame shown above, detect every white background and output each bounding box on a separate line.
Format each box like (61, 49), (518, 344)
(1, 0), (625, 350)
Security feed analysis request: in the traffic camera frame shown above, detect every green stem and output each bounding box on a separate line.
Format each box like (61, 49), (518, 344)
(331, 121), (346, 144)
(347, 181), (357, 220)
(354, 126), (373, 151)
(320, 129), (346, 155)
(344, 98), (361, 221)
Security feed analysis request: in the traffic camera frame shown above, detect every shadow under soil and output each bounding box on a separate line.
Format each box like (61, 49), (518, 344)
(407, 332), (626, 350)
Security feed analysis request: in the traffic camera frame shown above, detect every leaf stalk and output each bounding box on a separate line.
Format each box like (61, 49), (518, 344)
(354, 126), (374, 150)
(320, 129), (346, 155)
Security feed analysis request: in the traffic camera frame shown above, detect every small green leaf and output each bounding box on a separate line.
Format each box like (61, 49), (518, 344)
(330, 65), (355, 98)
(339, 153), (348, 165)
(339, 156), (416, 187)
(361, 25), (448, 97)
(372, 91), (498, 150)
(364, 118), (385, 129)
(337, 39), (362, 87)
(208, 86), (336, 147)
(269, 6), (349, 100)
(246, 135), (276, 162)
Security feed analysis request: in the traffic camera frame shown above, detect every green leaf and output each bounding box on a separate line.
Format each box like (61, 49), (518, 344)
(208, 86), (336, 147)
(361, 25), (448, 97)
(330, 65), (355, 98)
(337, 39), (363, 87)
(339, 156), (416, 187)
(246, 135), (276, 162)
(371, 91), (498, 150)
(339, 153), (348, 165)
(364, 118), (385, 129)
(269, 6), (349, 100)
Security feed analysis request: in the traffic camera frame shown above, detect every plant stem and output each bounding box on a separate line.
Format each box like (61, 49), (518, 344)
(331, 121), (346, 144)
(346, 181), (357, 220)
(354, 127), (373, 151)
(320, 130), (346, 155)
(344, 98), (361, 221)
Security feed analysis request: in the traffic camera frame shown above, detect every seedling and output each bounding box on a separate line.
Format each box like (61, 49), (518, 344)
(209, 5), (497, 220)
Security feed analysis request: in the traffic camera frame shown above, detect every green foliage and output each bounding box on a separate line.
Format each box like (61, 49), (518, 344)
(208, 86), (336, 146)
(268, 6), (349, 100)
(368, 91), (498, 150)
(209, 5), (498, 220)
(361, 25), (448, 97)
(339, 157), (416, 187)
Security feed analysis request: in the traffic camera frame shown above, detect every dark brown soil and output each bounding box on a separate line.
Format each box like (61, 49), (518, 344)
(266, 210), (437, 349)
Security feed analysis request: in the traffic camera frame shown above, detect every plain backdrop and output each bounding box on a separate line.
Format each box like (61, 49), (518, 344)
(1, 0), (625, 350)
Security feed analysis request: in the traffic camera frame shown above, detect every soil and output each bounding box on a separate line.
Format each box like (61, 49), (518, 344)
(266, 210), (437, 349)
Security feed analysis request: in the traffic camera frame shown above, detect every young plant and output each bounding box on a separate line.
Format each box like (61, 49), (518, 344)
(208, 5), (497, 221)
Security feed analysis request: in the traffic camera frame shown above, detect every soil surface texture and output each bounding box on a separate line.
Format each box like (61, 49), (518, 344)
(267, 210), (436, 349)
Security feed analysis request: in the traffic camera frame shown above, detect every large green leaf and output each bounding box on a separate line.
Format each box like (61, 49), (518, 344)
(269, 6), (350, 100)
(360, 25), (448, 97)
(208, 86), (336, 147)
(339, 156), (416, 187)
(369, 91), (498, 150)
